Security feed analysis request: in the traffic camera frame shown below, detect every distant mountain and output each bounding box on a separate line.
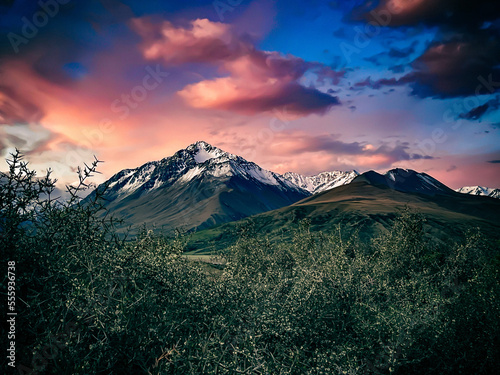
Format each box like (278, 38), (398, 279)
(282, 170), (359, 194)
(85, 141), (310, 233)
(186, 168), (500, 253)
(354, 168), (456, 196)
(456, 186), (500, 199)
(85, 142), (499, 238)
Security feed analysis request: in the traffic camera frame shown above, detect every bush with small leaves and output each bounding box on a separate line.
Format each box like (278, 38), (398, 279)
(1, 152), (498, 374)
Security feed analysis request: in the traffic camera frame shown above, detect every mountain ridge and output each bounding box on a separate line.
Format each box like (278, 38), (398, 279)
(353, 168), (456, 196)
(85, 141), (499, 235)
(185, 170), (500, 253)
(455, 185), (500, 199)
(86, 141), (312, 233)
(282, 170), (359, 194)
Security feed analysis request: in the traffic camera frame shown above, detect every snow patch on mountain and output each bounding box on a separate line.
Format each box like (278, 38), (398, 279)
(417, 174), (441, 190)
(456, 186), (500, 199)
(187, 141), (236, 164)
(180, 166), (204, 181)
(282, 170), (359, 194)
(107, 170), (134, 189)
(246, 167), (281, 186)
(194, 149), (217, 163)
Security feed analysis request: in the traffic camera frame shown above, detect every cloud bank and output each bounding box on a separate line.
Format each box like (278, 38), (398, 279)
(354, 0), (500, 99)
(132, 17), (343, 116)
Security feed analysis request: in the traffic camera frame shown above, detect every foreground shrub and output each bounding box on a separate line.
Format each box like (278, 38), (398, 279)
(1, 151), (498, 374)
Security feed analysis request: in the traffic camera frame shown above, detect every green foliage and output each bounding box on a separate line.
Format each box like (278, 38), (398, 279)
(1, 151), (499, 374)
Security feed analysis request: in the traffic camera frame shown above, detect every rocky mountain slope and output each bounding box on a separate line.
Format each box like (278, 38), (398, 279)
(86, 141), (310, 233)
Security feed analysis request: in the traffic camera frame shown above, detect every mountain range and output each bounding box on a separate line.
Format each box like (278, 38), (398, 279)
(86, 141), (500, 239)
(186, 168), (500, 252)
(455, 186), (500, 199)
(282, 170), (359, 194)
(87, 141), (315, 233)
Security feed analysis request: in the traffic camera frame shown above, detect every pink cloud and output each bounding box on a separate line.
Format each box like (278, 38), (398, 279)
(0, 85), (44, 125)
(266, 132), (433, 167)
(177, 47), (341, 116)
(132, 17), (343, 116)
(364, 0), (439, 26)
(214, 130), (436, 177)
(0, 60), (53, 125)
(131, 18), (240, 65)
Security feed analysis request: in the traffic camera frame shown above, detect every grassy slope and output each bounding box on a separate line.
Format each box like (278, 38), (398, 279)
(185, 181), (500, 254)
(5, 151), (499, 374)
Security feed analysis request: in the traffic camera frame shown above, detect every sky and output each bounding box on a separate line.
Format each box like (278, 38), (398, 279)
(0, 0), (499, 189)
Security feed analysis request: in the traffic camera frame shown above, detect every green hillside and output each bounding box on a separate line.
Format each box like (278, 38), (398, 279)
(2, 152), (500, 374)
(186, 179), (500, 254)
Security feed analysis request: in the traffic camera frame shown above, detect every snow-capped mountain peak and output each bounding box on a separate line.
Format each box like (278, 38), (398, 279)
(101, 142), (362, 200)
(84, 141), (313, 233)
(84, 142), (499, 235)
(455, 186), (500, 199)
(97, 141), (309, 201)
(185, 141), (236, 164)
(282, 170), (359, 194)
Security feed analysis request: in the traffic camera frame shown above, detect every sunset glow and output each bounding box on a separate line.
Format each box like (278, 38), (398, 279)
(1, 0), (499, 189)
